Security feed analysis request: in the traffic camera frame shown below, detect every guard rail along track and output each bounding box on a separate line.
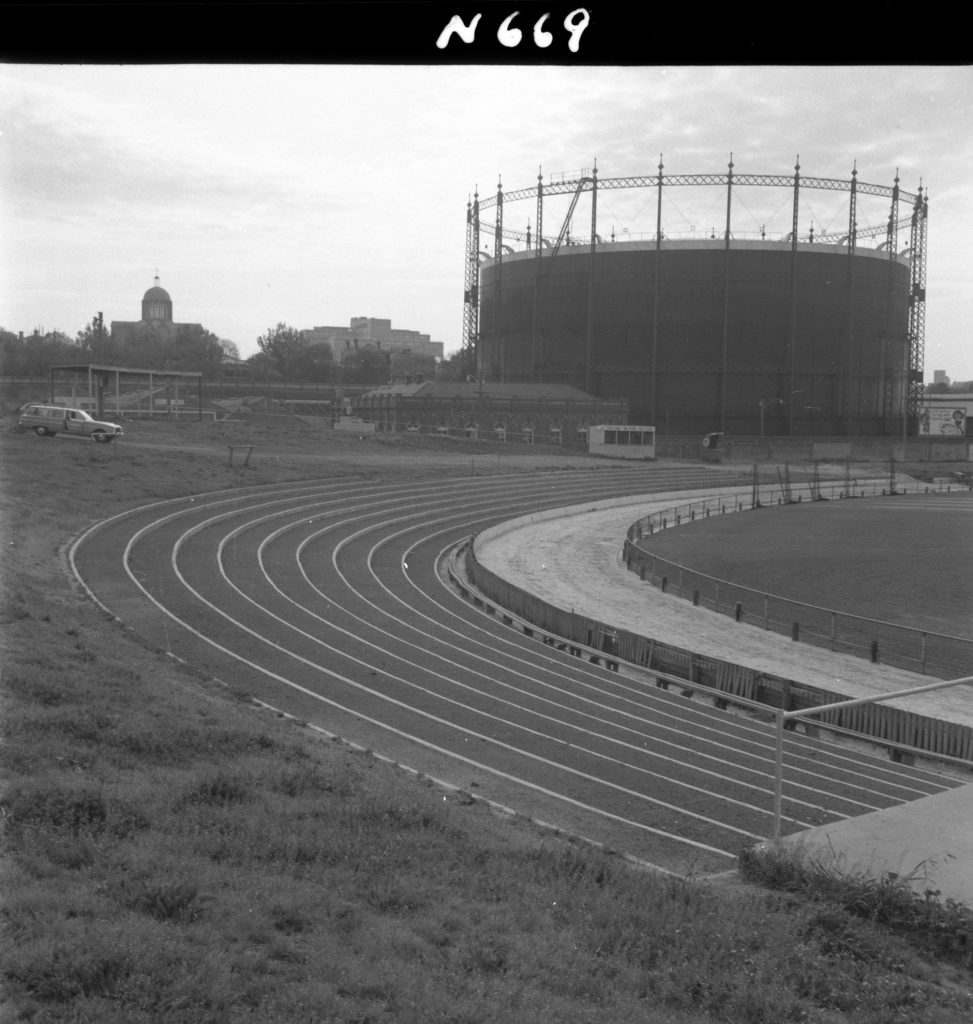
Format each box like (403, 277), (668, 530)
(455, 542), (973, 767)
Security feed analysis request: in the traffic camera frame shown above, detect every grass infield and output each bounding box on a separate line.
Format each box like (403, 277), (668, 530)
(638, 494), (973, 641)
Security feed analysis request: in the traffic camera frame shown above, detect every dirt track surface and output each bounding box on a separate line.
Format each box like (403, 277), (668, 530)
(66, 456), (964, 877)
(5, 419), (970, 877)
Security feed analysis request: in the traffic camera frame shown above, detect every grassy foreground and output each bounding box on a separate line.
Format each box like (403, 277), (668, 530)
(2, 418), (972, 1023)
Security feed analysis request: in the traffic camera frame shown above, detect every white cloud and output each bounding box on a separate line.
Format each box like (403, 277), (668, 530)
(2, 63), (971, 374)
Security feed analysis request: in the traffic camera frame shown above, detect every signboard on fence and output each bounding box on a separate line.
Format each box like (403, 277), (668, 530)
(920, 406), (966, 435)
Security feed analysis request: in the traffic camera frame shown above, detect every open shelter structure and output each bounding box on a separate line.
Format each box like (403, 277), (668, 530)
(48, 363), (204, 421)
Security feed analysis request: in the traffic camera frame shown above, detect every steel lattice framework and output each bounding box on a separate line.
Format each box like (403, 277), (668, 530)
(460, 162), (928, 430)
(907, 188), (929, 425)
(461, 195), (480, 379)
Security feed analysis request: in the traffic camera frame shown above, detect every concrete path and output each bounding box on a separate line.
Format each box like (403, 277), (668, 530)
(475, 486), (973, 725)
(783, 784), (973, 908)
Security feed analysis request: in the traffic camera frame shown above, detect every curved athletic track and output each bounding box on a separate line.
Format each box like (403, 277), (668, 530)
(70, 466), (962, 876)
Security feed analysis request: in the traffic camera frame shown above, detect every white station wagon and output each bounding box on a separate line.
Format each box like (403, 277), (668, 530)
(18, 404), (124, 443)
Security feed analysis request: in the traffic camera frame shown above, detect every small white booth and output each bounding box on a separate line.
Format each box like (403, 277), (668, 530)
(588, 424), (656, 460)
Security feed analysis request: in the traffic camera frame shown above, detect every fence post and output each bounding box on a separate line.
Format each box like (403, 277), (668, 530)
(773, 709), (785, 842)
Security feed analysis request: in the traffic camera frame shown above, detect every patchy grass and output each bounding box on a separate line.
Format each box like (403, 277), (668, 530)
(740, 842), (973, 969)
(2, 421), (972, 1022)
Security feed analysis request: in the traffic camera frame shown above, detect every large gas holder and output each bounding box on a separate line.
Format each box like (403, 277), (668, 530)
(466, 164), (928, 437)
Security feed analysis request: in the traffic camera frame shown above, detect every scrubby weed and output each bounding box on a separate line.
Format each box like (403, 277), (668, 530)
(116, 877), (207, 923)
(177, 770), (254, 807)
(740, 841), (973, 968)
(7, 934), (133, 1003)
(4, 591), (32, 621)
(4, 781), (149, 841)
(2, 669), (66, 707)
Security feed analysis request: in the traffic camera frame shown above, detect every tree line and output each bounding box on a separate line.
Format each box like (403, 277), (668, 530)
(1, 319), (462, 386)
(0, 319), (233, 379)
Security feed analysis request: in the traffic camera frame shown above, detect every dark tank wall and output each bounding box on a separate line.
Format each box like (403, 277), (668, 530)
(477, 242), (911, 436)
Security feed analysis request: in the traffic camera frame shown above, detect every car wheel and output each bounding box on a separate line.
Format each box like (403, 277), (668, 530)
(92, 431), (108, 443)
(34, 426), (50, 436)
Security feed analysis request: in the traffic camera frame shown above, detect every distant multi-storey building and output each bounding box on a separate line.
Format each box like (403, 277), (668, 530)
(302, 317), (443, 365)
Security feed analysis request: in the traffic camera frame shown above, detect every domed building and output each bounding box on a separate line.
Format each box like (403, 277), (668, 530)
(141, 278), (173, 322)
(111, 273), (201, 348)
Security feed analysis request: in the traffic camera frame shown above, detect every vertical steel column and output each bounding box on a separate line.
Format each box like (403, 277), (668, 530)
(531, 167), (543, 384)
(906, 186), (928, 432)
(719, 155), (733, 433)
(787, 158), (800, 436)
(461, 192), (480, 380)
(845, 165), (858, 435)
(495, 178), (504, 382)
(882, 172), (900, 434)
(651, 156), (663, 428)
(585, 161), (598, 395)
(773, 709), (785, 842)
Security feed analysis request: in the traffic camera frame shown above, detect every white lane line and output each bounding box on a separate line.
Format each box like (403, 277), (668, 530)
(72, 480), (948, 839)
(118, 504), (743, 860)
(318, 506), (942, 803)
(221, 502), (795, 836)
(161, 492), (789, 845)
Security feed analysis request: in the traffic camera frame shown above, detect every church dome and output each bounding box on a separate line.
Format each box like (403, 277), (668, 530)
(143, 284), (171, 303)
(141, 274), (173, 322)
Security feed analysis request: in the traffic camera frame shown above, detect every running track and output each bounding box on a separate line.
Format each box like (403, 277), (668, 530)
(69, 466), (963, 875)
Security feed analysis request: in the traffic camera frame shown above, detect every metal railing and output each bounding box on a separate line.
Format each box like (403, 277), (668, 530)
(626, 481), (973, 678)
(464, 538), (973, 763)
(772, 675), (973, 841)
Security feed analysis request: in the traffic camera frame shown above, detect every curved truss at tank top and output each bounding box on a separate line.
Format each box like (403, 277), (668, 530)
(472, 166), (926, 248)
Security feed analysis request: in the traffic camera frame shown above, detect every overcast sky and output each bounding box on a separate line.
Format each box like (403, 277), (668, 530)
(2, 63), (971, 378)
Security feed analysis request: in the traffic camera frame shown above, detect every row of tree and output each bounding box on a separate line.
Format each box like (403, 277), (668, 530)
(0, 320), (237, 379)
(252, 322), (455, 386)
(0, 319), (463, 386)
